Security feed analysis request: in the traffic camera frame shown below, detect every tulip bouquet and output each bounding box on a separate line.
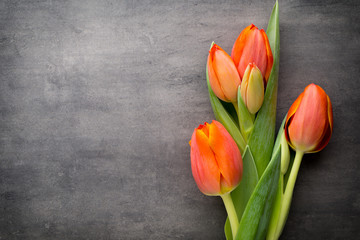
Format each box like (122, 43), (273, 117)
(189, 1), (333, 240)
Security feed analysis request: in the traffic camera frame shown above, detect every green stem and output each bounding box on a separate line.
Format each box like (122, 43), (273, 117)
(221, 193), (239, 239)
(266, 173), (284, 240)
(267, 130), (291, 240)
(249, 112), (255, 122)
(232, 101), (239, 117)
(275, 150), (304, 238)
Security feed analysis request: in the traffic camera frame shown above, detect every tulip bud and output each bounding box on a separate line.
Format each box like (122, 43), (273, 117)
(280, 131), (290, 175)
(231, 24), (273, 82)
(240, 63), (265, 114)
(190, 120), (243, 196)
(284, 84), (333, 153)
(207, 43), (241, 103)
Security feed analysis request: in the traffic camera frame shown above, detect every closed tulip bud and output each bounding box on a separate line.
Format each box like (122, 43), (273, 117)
(284, 84), (333, 153)
(190, 120), (243, 196)
(207, 43), (241, 103)
(280, 131), (290, 175)
(231, 24), (273, 82)
(240, 63), (265, 114)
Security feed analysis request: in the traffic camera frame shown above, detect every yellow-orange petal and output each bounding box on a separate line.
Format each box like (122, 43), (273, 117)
(208, 120), (242, 193)
(212, 46), (241, 102)
(240, 63), (264, 114)
(198, 122), (210, 138)
(190, 127), (221, 195)
(207, 49), (227, 101)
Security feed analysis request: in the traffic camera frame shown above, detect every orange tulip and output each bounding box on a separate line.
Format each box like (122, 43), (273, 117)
(207, 44), (241, 102)
(284, 84), (333, 153)
(231, 24), (273, 82)
(190, 120), (243, 196)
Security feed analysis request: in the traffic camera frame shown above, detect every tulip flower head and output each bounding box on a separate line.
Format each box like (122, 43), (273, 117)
(231, 24), (273, 82)
(190, 120), (243, 196)
(284, 84), (333, 153)
(240, 63), (265, 114)
(207, 44), (241, 103)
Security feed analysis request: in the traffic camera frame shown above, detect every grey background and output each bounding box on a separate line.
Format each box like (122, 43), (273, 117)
(0, 0), (359, 239)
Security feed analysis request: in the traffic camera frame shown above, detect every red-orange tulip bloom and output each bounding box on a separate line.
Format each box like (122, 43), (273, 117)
(284, 84), (333, 153)
(207, 44), (241, 102)
(231, 24), (273, 82)
(190, 120), (243, 196)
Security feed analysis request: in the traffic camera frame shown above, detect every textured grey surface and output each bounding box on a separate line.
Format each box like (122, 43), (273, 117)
(0, 0), (359, 239)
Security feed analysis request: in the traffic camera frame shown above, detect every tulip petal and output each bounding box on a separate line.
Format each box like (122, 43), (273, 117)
(232, 24), (254, 71)
(208, 120), (242, 193)
(284, 92), (304, 149)
(238, 28), (267, 79)
(213, 46), (241, 102)
(198, 122), (210, 137)
(246, 64), (264, 114)
(190, 128), (221, 195)
(261, 29), (274, 81)
(312, 95), (333, 153)
(208, 48), (227, 101)
(312, 122), (331, 153)
(240, 64), (251, 106)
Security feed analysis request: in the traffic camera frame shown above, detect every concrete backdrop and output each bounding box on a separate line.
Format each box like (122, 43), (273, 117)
(0, 0), (359, 239)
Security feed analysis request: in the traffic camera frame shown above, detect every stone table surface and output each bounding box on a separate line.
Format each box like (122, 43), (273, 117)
(0, 0), (359, 239)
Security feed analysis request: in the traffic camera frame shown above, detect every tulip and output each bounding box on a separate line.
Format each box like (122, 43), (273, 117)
(284, 83), (333, 153)
(231, 24), (273, 83)
(190, 120), (243, 238)
(190, 120), (243, 195)
(267, 84), (333, 240)
(207, 43), (241, 103)
(240, 63), (265, 114)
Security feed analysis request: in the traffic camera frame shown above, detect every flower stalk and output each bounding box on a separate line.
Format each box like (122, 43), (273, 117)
(273, 150), (304, 239)
(221, 193), (239, 239)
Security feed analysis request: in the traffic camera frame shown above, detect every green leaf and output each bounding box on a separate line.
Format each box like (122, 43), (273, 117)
(266, 116), (286, 240)
(237, 87), (254, 141)
(267, 115), (299, 240)
(266, 175), (283, 240)
(235, 146), (281, 240)
(206, 65), (246, 153)
(272, 116), (286, 160)
(248, 0), (280, 177)
(225, 218), (232, 240)
(224, 146), (259, 240)
(222, 100), (239, 125)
